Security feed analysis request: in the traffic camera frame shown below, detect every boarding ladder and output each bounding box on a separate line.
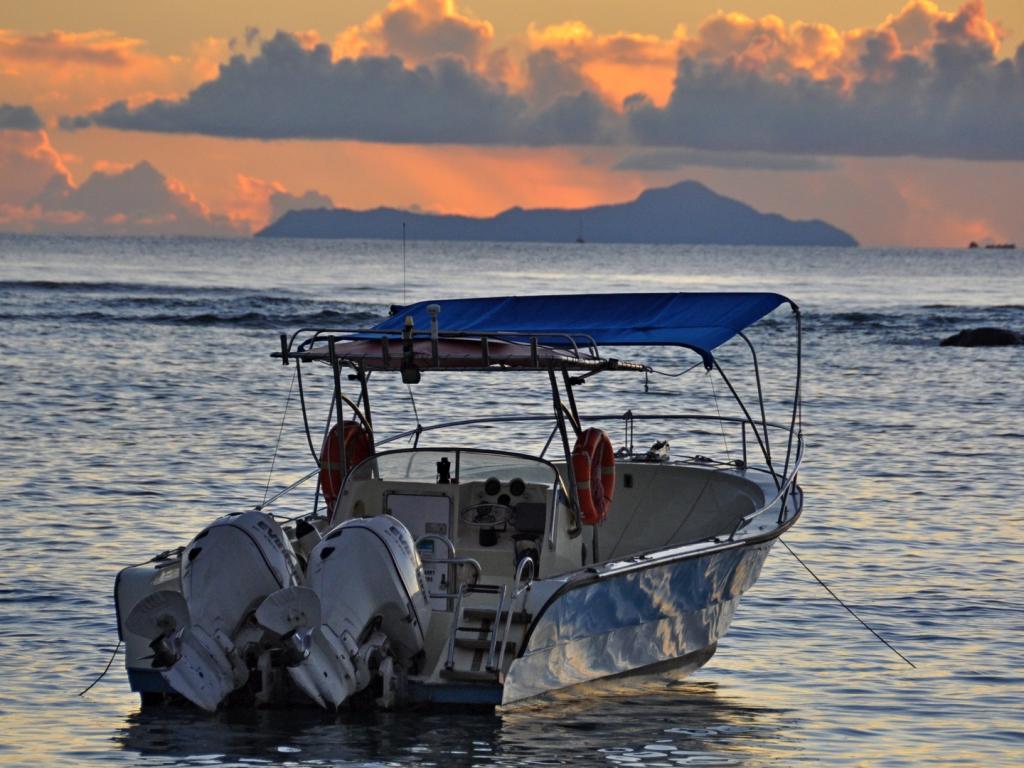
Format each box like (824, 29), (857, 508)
(418, 536), (534, 685)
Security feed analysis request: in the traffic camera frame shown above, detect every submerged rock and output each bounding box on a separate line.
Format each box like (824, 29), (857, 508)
(940, 328), (1023, 347)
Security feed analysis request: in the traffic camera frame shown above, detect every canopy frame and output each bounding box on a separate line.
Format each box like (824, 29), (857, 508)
(273, 292), (802, 521)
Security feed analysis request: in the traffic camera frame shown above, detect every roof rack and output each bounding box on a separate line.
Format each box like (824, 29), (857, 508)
(273, 326), (649, 374)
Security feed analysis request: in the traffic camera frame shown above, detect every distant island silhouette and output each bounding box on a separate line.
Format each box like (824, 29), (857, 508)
(256, 180), (857, 246)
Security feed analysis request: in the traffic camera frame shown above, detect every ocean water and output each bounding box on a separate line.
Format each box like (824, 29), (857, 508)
(0, 234), (1021, 766)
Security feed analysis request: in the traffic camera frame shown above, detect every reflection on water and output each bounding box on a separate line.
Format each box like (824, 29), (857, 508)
(117, 681), (796, 767)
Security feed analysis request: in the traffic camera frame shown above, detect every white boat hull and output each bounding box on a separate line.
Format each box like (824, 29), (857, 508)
(502, 540), (774, 704)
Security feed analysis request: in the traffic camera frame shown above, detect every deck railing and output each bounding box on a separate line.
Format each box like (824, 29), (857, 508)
(378, 411), (799, 477)
(376, 411), (804, 533)
(259, 411), (803, 537)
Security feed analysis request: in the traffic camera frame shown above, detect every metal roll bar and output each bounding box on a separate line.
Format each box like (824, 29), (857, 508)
(497, 556), (535, 672)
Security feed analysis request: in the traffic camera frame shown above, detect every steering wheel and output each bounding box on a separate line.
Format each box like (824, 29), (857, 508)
(460, 502), (512, 528)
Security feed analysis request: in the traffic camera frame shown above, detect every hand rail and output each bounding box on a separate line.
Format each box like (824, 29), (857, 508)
(728, 433), (805, 540)
(497, 556), (535, 673)
(513, 555), (536, 594)
(415, 533), (455, 560)
(415, 534), (482, 598)
(376, 411), (799, 453)
(424, 557), (482, 598)
(445, 584), (468, 670)
(485, 585), (508, 672)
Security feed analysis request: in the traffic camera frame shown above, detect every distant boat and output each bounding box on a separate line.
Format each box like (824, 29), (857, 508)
(968, 241), (1016, 250)
(575, 217), (585, 244)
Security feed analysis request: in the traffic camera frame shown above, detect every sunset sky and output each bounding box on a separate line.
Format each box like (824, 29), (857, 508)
(1, 0), (1022, 245)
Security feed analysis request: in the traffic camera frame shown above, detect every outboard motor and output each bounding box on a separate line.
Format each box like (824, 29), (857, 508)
(256, 515), (431, 709)
(125, 510), (301, 711)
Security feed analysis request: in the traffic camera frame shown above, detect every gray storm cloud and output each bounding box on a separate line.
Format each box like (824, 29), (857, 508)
(59, 4), (1024, 160)
(0, 103), (44, 131)
(628, 42), (1024, 160)
(61, 33), (617, 145)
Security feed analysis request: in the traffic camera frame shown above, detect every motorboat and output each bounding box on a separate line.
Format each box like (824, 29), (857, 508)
(115, 292), (805, 710)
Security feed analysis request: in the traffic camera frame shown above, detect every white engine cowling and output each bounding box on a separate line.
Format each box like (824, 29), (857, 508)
(260, 515), (431, 709)
(181, 510), (302, 634)
(309, 515), (431, 661)
(126, 510), (301, 711)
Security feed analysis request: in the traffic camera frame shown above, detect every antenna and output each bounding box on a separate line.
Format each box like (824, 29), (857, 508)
(402, 221), (407, 305)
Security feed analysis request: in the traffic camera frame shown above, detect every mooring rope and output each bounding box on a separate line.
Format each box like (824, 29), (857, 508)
(78, 640), (122, 696)
(780, 538), (917, 668)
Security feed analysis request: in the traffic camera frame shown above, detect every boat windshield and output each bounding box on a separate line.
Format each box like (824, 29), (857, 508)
(345, 448), (560, 488)
(333, 448), (566, 530)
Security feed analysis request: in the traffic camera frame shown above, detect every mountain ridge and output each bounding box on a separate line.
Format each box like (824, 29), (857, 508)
(256, 180), (858, 246)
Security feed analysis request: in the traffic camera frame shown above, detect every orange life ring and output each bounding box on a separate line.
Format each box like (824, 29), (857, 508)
(571, 428), (616, 525)
(320, 420), (374, 520)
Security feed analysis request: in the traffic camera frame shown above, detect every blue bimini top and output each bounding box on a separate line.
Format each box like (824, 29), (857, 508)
(373, 292), (794, 367)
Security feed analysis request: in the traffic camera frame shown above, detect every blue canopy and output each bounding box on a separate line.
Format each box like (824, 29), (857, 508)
(373, 292), (793, 367)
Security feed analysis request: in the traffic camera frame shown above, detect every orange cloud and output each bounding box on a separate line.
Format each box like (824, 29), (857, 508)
(0, 29), (140, 67)
(0, 126), (239, 235)
(91, 159), (135, 174)
(228, 173), (286, 228)
(0, 28), (226, 116)
(516, 0), (1007, 108)
(335, 0), (494, 69)
(0, 128), (71, 204)
(518, 2), (1004, 109)
(325, 1), (1010, 114)
(525, 21), (680, 106)
(683, 12), (847, 80)
(227, 173), (335, 229)
(676, 1), (1004, 86)
(187, 36), (236, 84)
